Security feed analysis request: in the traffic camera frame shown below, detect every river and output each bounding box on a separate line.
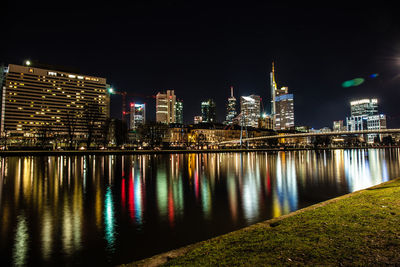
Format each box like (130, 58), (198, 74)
(0, 149), (399, 266)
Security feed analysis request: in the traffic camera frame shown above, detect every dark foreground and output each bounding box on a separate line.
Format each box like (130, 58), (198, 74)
(129, 178), (400, 266)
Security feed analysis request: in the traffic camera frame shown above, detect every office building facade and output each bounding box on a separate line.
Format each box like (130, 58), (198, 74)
(1, 64), (109, 136)
(156, 90), (176, 124)
(333, 120), (344, 132)
(275, 93), (294, 130)
(225, 86), (237, 125)
(201, 99), (216, 123)
(130, 103), (145, 130)
(346, 98), (386, 143)
(240, 95), (260, 128)
(194, 116), (202, 124)
(175, 99), (183, 124)
(350, 99), (378, 116)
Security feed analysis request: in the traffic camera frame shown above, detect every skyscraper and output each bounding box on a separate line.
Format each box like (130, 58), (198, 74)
(156, 90), (176, 124)
(270, 62), (277, 116)
(1, 63), (109, 136)
(275, 92), (295, 130)
(225, 86), (237, 125)
(130, 103), (145, 130)
(240, 95), (260, 128)
(270, 62), (295, 130)
(175, 99), (183, 124)
(201, 99), (216, 123)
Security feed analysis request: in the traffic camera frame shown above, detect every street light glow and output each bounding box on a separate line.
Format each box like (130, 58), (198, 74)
(25, 60), (31, 66)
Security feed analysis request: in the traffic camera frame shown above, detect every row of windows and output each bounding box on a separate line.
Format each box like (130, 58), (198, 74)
(8, 72), (104, 86)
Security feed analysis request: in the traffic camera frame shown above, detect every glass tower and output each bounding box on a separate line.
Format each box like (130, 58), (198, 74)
(225, 86), (237, 125)
(201, 99), (216, 123)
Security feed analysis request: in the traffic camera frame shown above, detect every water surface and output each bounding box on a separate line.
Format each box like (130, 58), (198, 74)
(0, 149), (399, 266)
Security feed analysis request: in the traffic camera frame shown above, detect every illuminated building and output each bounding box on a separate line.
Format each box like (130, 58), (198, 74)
(333, 120), (344, 131)
(240, 95), (260, 128)
(201, 99), (216, 123)
(0, 63), (109, 136)
(156, 90), (176, 124)
(346, 99), (385, 143)
(270, 62), (278, 117)
(194, 116), (202, 124)
(275, 92), (294, 130)
(130, 103), (145, 130)
(225, 86), (237, 125)
(367, 114), (387, 142)
(258, 113), (273, 130)
(175, 99), (183, 125)
(350, 98), (378, 116)
(270, 62), (295, 130)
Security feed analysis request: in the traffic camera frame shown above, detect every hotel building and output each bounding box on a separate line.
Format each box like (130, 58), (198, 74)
(0, 64), (109, 136)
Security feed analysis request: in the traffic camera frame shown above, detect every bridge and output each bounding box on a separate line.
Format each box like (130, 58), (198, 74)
(214, 128), (400, 146)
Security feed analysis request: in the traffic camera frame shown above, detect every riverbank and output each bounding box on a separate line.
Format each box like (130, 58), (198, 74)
(126, 178), (400, 266)
(0, 146), (399, 156)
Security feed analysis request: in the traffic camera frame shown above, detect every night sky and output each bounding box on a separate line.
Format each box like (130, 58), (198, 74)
(3, 2), (400, 128)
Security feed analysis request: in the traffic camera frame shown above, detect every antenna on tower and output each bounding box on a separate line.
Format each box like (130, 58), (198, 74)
(230, 86), (234, 98)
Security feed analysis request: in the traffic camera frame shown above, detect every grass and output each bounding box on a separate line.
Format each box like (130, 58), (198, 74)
(128, 178), (400, 266)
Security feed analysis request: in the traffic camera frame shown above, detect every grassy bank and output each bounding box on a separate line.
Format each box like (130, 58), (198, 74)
(128, 178), (400, 266)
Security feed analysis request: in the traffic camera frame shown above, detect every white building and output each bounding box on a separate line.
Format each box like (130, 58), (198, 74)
(156, 90), (176, 124)
(240, 95), (260, 128)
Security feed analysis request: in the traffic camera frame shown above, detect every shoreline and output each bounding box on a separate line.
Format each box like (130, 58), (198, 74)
(0, 146), (399, 156)
(122, 177), (400, 266)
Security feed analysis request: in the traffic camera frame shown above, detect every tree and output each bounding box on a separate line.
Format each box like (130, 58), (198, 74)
(62, 110), (79, 149)
(37, 124), (52, 149)
(382, 135), (394, 145)
(82, 101), (103, 148)
(100, 117), (112, 148)
(136, 122), (169, 147)
(114, 119), (128, 147)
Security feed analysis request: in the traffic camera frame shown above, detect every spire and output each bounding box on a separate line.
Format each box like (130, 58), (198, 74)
(271, 61), (276, 85)
(230, 86), (234, 98)
(270, 61), (277, 116)
(272, 61), (275, 74)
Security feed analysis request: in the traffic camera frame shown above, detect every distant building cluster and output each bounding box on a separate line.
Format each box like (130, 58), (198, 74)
(2, 60), (393, 148)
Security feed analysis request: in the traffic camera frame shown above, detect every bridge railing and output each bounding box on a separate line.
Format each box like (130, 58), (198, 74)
(213, 128), (400, 145)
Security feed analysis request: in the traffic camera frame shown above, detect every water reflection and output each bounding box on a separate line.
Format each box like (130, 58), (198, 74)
(1, 149), (400, 266)
(12, 213), (29, 266)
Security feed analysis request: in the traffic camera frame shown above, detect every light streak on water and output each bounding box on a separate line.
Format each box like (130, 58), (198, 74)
(12, 213), (29, 266)
(104, 186), (116, 252)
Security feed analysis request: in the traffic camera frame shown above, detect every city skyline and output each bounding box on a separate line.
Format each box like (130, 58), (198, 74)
(2, 2), (400, 128)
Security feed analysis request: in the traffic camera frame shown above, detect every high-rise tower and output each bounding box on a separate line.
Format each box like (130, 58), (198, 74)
(201, 99), (216, 123)
(240, 95), (261, 128)
(270, 62), (295, 130)
(270, 62), (278, 116)
(225, 86), (237, 125)
(156, 90), (176, 124)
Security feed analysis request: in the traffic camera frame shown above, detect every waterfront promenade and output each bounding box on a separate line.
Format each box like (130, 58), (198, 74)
(127, 178), (400, 266)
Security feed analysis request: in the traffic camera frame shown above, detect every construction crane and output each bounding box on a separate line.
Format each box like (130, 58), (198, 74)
(108, 87), (155, 121)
